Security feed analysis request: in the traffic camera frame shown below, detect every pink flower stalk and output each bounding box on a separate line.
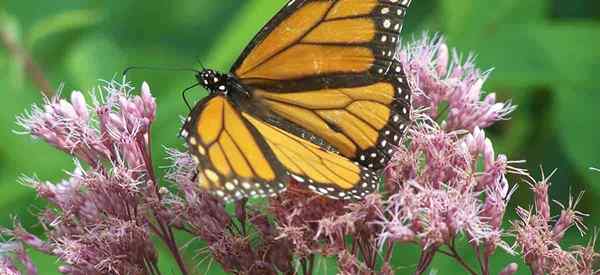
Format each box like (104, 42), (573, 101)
(379, 120), (514, 274)
(3, 80), (190, 275)
(337, 251), (369, 275)
(0, 241), (36, 275)
(15, 80), (156, 167)
(512, 174), (595, 275)
(2, 34), (598, 275)
(397, 34), (515, 131)
(0, 256), (20, 275)
(16, 91), (108, 165)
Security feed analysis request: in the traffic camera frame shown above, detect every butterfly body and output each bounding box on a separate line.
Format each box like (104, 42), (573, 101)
(182, 0), (413, 202)
(195, 69), (247, 98)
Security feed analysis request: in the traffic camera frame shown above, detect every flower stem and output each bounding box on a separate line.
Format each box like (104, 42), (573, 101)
(141, 128), (190, 275)
(473, 245), (489, 275)
(447, 241), (478, 275)
(415, 246), (437, 275)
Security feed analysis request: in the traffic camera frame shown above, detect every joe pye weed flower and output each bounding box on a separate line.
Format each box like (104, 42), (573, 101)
(1, 35), (598, 275)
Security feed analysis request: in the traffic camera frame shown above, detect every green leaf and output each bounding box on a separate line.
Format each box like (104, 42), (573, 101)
(529, 23), (600, 189)
(28, 249), (61, 275)
(64, 34), (125, 89)
(439, 0), (547, 40)
(453, 24), (556, 89)
(532, 22), (600, 86)
(438, 0), (554, 89)
(451, 22), (600, 89)
(26, 10), (100, 49)
(204, 0), (283, 70)
(506, 0), (549, 23)
(439, 0), (475, 38)
(555, 85), (600, 193)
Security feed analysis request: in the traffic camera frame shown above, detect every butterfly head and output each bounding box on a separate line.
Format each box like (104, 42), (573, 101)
(196, 69), (229, 94)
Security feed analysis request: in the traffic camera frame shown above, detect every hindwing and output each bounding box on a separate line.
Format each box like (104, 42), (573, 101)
(181, 95), (379, 201)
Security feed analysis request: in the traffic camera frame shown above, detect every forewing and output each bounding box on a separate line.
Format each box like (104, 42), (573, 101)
(230, 0), (413, 169)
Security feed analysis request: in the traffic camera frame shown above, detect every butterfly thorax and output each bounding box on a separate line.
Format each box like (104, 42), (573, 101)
(196, 69), (252, 102)
(196, 69), (231, 94)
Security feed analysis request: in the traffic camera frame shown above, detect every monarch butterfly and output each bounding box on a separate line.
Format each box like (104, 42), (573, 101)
(180, 0), (412, 201)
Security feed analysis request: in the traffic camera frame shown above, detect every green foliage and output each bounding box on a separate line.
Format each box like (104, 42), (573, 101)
(26, 9), (100, 49)
(0, 0), (598, 274)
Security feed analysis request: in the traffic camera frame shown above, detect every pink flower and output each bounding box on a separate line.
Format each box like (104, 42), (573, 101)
(512, 174), (595, 275)
(0, 256), (20, 275)
(398, 35), (515, 132)
(499, 263), (519, 275)
(5, 80), (171, 275)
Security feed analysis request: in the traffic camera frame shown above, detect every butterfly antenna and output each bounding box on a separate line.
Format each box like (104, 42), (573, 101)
(194, 54), (207, 71)
(122, 66), (200, 77)
(181, 82), (201, 112)
(198, 61), (207, 70)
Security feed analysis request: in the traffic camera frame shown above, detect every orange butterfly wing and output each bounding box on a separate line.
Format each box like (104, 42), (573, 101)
(181, 95), (378, 201)
(231, 0), (413, 169)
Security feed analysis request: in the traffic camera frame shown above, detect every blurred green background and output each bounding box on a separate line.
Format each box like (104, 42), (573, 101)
(0, 0), (599, 274)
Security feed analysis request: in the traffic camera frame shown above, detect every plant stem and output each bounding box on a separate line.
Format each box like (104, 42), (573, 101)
(384, 240), (395, 263)
(474, 245), (489, 275)
(0, 24), (53, 95)
(447, 242), (478, 275)
(141, 129), (190, 275)
(307, 254), (315, 275)
(300, 258), (308, 275)
(415, 246), (438, 275)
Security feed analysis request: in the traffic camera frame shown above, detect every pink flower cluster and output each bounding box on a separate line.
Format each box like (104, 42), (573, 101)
(1, 35), (597, 275)
(3, 81), (187, 274)
(379, 122), (516, 274)
(512, 173), (597, 275)
(398, 34), (515, 131)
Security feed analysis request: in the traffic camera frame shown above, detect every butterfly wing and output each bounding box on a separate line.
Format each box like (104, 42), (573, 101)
(181, 95), (288, 201)
(181, 95), (378, 201)
(231, 0), (412, 169)
(242, 112), (379, 200)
